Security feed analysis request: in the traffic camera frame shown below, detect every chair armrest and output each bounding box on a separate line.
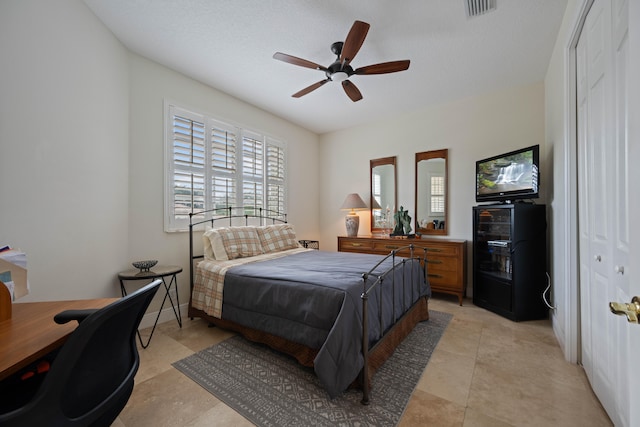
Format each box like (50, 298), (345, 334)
(54, 309), (99, 325)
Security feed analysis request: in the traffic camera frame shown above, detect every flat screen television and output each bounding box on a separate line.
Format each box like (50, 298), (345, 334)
(476, 144), (539, 203)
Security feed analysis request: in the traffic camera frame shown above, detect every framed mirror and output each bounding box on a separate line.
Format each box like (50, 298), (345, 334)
(415, 149), (448, 236)
(370, 156), (397, 234)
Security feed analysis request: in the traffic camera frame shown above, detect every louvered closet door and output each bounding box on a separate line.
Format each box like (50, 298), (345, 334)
(576, 0), (632, 425)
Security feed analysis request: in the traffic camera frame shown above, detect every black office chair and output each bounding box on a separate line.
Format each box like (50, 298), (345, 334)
(0, 279), (161, 426)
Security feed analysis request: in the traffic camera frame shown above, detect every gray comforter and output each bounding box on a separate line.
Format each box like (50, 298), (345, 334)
(220, 250), (429, 398)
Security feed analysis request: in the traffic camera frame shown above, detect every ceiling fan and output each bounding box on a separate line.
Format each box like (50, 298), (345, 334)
(273, 20), (410, 102)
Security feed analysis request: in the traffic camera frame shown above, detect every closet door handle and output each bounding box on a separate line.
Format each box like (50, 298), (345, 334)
(610, 297), (640, 324)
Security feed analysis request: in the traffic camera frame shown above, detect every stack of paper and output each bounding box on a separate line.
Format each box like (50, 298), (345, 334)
(0, 246), (29, 301)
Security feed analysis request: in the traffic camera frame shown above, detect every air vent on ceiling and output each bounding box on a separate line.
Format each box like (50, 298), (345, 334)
(464, 0), (497, 18)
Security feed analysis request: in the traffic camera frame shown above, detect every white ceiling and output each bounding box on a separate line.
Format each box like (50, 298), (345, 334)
(83, 0), (568, 134)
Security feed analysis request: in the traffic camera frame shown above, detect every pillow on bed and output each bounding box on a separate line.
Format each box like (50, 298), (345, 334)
(217, 226), (264, 259)
(203, 228), (229, 260)
(256, 224), (300, 254)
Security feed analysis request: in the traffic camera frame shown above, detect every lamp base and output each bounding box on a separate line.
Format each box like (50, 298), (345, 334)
(345, 214), (360, 237)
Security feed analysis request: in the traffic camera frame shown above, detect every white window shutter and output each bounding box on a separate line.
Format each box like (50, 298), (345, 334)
(165, 102), (288, 231)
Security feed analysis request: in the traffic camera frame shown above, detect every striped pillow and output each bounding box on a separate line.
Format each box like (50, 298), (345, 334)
(217, 226), (264, 259)
(256, 224), (300, 254)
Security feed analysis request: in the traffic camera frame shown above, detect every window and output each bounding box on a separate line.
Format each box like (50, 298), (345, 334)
(429, 175), (445, 214)
(165, 103), (287, 231)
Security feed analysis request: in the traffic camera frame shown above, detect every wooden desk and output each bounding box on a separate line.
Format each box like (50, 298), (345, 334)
(0, 298), (116, 381)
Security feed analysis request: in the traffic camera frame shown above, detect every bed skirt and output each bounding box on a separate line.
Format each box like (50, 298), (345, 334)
(187, 296), (429, 391)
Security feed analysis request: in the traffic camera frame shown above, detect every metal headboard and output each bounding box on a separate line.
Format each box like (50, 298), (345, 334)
(188, 207), (288, 291)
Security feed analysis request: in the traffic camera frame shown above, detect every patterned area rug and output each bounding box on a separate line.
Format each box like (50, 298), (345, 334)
(173, 310), (452, 427)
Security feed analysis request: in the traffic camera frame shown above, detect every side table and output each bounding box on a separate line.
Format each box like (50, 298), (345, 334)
(117, 265), (182, 348)
(298, 240), (319, 250)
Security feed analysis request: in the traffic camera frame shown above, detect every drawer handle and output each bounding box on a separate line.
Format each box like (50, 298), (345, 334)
(427, 248), (443, 252)
(385, 245), (399, 250)
(428, 273), (444, 279)
(350, 243), (362, 247)
(427, 259), (443, 264)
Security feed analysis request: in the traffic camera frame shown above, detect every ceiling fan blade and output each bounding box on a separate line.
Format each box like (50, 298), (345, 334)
(354, 60), (411, 75)
(342, 80), (363, 102)
(340, 20), (370, 65)
(292, 79), (331, 98)
(273, 52), (328, 71)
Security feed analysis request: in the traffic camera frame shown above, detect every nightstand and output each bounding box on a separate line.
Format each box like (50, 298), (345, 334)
(117, 265), (182, 348)
(298, 240), (319, 250)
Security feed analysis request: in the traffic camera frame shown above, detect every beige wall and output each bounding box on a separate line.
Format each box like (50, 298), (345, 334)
(128, 55), (320, 308)
(319, 82), (547, 295)
(0, 0), (130, 301)
(0, 0), (320, 313)
(544, 0), (586, 362)
(3, 1), (588, 342)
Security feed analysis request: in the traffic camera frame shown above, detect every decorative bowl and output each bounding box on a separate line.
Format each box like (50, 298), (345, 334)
(132, 260), (158, 272)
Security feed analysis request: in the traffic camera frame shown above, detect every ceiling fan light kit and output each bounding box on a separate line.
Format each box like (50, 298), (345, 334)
(273, 20), (410, 102)
(331, 71), (349, 82)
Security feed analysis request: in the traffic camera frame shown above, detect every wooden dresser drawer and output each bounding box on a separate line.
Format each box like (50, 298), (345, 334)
(338, 236), (467, 305)
(426, 256), (458, 272)
(338, 238), (375, 252)
(371, 240), (415, 254)
(421, 244), (460, 257)
(427, 271), (460, 286)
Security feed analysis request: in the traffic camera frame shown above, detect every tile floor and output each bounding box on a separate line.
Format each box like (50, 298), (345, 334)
(113, 296), (612, 426)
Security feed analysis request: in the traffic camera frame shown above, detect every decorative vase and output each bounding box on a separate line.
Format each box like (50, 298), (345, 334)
(345, 214), (360, 237)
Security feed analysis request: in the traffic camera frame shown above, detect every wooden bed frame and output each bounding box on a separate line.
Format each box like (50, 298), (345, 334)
(187, 207), (429, 404)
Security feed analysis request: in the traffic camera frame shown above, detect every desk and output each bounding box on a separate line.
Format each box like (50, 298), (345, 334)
(118, 265), (182, 348)
(0, 298), (116, 381)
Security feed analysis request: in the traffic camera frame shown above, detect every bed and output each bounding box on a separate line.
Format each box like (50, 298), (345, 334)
(187, 208), (430, 403)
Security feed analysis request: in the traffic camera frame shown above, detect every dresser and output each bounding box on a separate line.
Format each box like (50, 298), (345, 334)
(337, 236), (467, 305)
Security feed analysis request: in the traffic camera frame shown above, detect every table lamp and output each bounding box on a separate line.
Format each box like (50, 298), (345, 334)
(341, 193), (368, 237)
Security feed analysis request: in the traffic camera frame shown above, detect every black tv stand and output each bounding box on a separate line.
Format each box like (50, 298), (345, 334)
(472, 203), (548, 321)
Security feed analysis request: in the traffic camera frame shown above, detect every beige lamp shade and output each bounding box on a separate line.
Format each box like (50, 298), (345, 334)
(341, 193), (367, 236)
(341, 193), (368, 213)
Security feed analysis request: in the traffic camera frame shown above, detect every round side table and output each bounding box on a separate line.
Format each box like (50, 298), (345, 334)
(117, 265), (182, 348)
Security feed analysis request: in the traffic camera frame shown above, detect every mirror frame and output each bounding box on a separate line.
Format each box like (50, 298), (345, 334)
(414, 149), (448, 236)
(370, 156), (397, 234)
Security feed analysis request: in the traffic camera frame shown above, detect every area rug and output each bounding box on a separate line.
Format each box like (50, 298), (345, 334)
(173, 310), (452, 427)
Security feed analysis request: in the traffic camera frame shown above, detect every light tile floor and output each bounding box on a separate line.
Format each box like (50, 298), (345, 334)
(114, 296), (612, 426)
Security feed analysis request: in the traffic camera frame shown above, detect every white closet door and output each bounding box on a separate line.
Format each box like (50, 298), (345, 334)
(625, 0), (640, 422)
(610, 0), (632, 424)
(577, 0), (615, 418)
(577, 0), (632, 425)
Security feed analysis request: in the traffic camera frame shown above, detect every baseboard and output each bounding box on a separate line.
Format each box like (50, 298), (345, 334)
(138, 302), (188, 330)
